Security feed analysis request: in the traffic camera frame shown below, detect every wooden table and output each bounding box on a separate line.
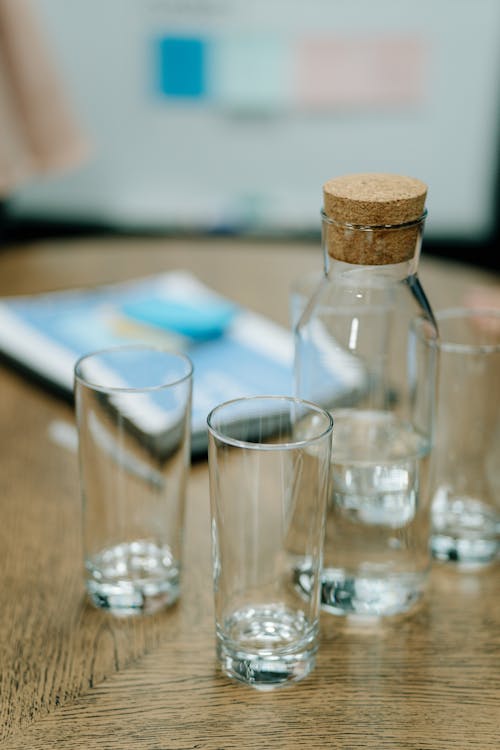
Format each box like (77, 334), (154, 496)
(0, 236), (499, 749)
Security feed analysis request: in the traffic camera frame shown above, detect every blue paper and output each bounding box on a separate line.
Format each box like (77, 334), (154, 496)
(121, 297), (236, 340)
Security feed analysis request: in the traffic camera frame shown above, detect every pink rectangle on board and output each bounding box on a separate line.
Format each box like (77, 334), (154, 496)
(296, 35), (426, 108)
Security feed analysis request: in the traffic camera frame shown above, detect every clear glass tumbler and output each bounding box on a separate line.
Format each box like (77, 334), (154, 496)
(75, 345), (193, 615)
(415, 308), (500, 567)
(207, 396), (333, 690)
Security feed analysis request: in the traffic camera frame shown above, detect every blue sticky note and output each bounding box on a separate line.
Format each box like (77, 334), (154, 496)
(157, 36), (206, 99)
(121, 297), (236, 341)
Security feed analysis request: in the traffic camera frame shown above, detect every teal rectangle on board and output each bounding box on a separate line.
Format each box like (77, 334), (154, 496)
(157, 36), (207, 99)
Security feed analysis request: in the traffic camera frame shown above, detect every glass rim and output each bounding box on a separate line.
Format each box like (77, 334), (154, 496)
(320, 208), (427, 232)
(74, 344), (194, 393)
(206, 394), (334, 451)
(412, 307), (500, 354)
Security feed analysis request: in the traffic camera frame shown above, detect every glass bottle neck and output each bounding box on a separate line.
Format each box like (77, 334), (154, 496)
(323, 249), (420, 282)
(321, 210), (426, 274)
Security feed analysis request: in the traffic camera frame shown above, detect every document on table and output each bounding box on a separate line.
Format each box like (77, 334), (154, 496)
(0, 270), (362, 453)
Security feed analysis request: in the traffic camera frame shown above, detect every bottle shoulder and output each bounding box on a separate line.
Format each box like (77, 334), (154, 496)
(294, 270), (435, 332)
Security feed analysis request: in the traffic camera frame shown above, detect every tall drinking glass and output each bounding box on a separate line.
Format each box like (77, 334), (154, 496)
(415, 309), (500, 566)
(75, 345), (193, 615)
(207, 396), (333, 689)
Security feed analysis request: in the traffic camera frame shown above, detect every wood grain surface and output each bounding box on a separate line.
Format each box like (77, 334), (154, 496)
(0, 236), (498, 749)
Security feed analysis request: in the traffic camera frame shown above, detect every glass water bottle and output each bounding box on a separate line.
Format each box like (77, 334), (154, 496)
(294, 173), (438, 618)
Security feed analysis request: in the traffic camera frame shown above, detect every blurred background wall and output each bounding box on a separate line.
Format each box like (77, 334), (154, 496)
(2, 0), (500, 269)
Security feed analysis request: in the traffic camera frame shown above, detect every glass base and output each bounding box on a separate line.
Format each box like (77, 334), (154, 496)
(320, 568), (426, 618)
(85, 540), (180, 616)
(432, 496), (498, 568)
(431, 534), (498, 568)
(217, 605), (317, 690)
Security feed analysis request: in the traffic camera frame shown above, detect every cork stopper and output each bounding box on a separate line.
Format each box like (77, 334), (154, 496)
(323, 173), (428, 265)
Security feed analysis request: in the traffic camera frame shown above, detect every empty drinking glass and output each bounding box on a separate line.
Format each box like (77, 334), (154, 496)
(415, 308), (500, 567)
(75, 345), (193, 615)
(207, 396), (333, 689)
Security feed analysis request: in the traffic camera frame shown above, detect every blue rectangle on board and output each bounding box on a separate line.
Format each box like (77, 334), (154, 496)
(157, 36), (206, 99)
